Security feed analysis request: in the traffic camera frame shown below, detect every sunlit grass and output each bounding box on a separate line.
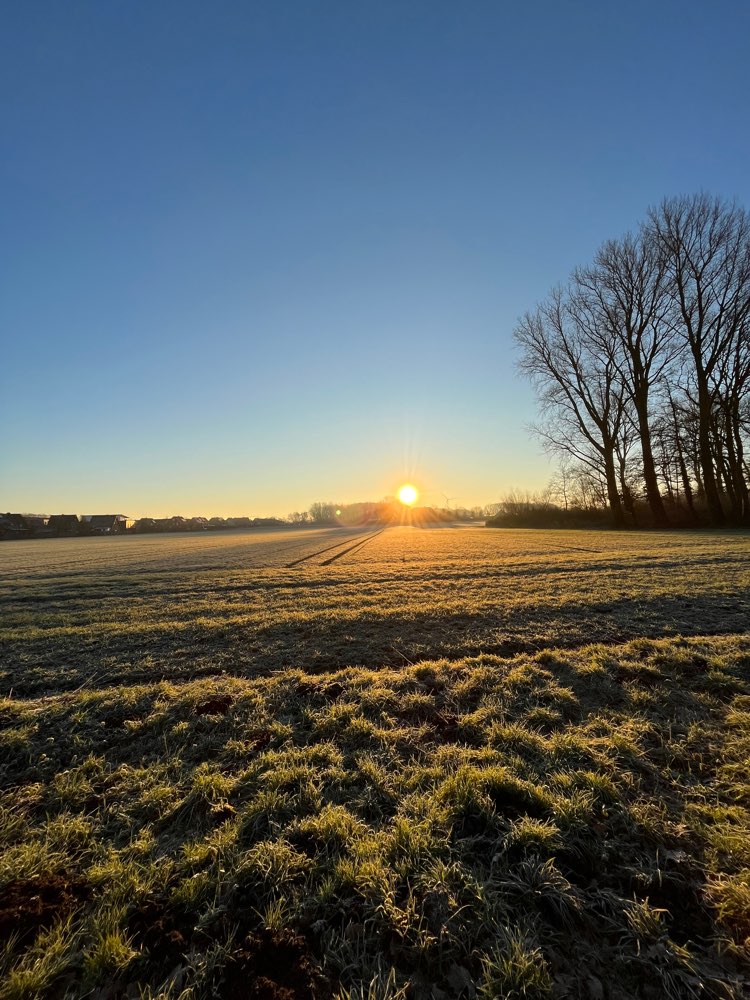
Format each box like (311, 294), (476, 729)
(0, 635), (748, 995)
(0, 527), (748, 995)
(1, 527), (748, 695)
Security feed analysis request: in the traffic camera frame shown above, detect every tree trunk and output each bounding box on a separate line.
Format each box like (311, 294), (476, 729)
(696, 373), (725, 525)
(604, 447), (626, 528)
(728, 399), (750, 524)
(674, 436), (696, 518)
(635, 390), (670, 527)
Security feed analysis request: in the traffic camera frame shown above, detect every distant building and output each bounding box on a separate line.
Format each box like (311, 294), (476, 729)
(23, 515), (49, 531)
(47, 514), (81, 535)
(154, 518), (176, 531)
(226, 517), (252, 528)
(0, 513), (29, 538)
(87, 514), (130, 534)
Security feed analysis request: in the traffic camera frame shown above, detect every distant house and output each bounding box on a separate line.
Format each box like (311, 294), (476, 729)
(47, 514), (81, 535)
(189, 517), (209, 530)
(133, 518), (157, 532)
(0, 513), (29, 539)
(23, 515), (49, 531)
(87, 514), (130, 535)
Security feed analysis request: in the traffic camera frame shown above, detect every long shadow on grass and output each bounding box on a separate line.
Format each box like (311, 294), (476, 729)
(0, 637), (748, 996)
(2, 590), (749, 695)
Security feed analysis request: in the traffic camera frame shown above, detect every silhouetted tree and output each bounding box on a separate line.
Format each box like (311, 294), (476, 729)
(574, 233), (673, 526)
(516, 193), (750, 528)
(515, 287), (629, 527)
(287, 511), (311, 525)
(647, 194), (750, 525)
(308, 502), (339, 524)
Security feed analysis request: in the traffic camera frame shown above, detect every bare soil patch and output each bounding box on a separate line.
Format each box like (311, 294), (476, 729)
(0, 874), (90, 947)
(220, 929), (331, 1000)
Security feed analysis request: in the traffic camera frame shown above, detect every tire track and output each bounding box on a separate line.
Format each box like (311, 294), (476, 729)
(320, 527), (386, 565)
(285, 529), (379, 568)
(547, 543), (602, 554)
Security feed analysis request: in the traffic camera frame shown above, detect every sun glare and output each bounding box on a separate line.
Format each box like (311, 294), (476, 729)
(398, 484), (418, 506)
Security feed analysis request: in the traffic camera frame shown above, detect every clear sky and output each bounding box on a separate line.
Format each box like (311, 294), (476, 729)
(2, 1), (749, 518)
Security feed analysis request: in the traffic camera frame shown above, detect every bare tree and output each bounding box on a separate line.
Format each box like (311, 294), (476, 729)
(515, 287), (629, 527)
(515, 194), (750, 528)
(665, 392), (698, 517)
(712, 305), (750, 523)
(547, 461), (576, 511)
(573, 232), (674, 527)
(647, 194), (750, 526)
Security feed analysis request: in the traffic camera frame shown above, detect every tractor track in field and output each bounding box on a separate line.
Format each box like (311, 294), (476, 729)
(285, 528), (384, 568)
(320, 527), (386, 565)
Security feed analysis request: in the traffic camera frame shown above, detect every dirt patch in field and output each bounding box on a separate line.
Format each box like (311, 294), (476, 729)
(102, 713), (127, 728)
(0, 875), (90, 947)
(430, 711), (461, 741)
(646, 877), (715, 945)
(219, 928), (331, 1000)
(195, 695), (233, 716)
(128, 899), (197, 967)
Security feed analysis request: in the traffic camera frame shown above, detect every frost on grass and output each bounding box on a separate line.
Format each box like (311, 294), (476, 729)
(0, 635), (749, 998)
(2, 527), (749, 695)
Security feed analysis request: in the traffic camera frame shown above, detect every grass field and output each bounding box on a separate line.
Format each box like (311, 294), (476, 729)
(1, 526), (749, 998)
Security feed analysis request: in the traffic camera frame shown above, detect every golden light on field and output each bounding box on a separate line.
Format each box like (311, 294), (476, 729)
(398, 484), (418, 506)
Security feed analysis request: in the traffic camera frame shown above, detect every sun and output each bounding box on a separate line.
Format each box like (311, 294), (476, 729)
(398, 484), (418, 506)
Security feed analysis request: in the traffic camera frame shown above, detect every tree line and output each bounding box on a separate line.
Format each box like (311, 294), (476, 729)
(515, 193), (750, 528)
(298, 501), (485, 526)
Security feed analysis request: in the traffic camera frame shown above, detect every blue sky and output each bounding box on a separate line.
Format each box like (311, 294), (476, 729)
(2, 1), (749, 517)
